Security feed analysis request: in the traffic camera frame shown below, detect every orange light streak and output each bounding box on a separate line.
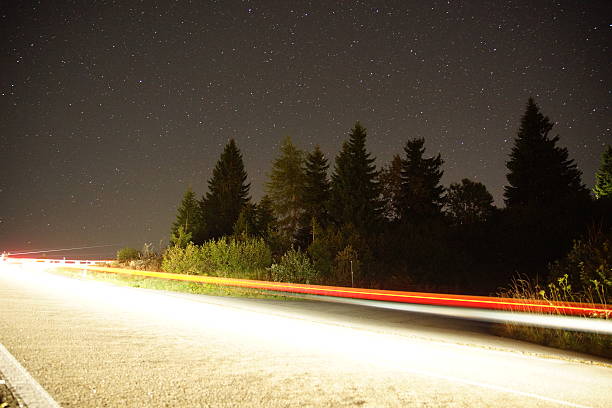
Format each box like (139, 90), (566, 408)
(6, 257), (611, 317)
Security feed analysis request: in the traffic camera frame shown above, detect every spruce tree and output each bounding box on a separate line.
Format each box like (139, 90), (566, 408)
(379, 154), (403, 221)
(256, 195), (277, 236)
(233, 203), (258, 237)
(170, 187), (202, 244)
(502, 99), (590, 277)
(302, 145), (331, 229)
(265, 136), (306, 244)
(504, 98), (587, 207)
(201, 139), (250, 240)
(399, 138), (445, 222)
(593, 145), (612, 199)
(329, 122), (381, 232)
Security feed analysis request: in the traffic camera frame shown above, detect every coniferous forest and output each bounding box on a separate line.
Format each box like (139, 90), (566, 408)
(166, 98), (612, 298)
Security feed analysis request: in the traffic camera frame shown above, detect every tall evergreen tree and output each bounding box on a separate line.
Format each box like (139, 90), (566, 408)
(256, 195), (277, 236)
(170, 187), (202, 244)
(265, 136), (306, 244)
(201, 139), (250, 240)
(504, 98), (587, 207)
(379, 154), (403, 221)
(399, 138), (445, 222)
(329, 122), (381, 232)
(233, 203), (258, 237)
(302, 145), (331, 229)
(593, 145), (612, 199)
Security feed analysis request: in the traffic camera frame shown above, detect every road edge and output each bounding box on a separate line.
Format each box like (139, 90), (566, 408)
(0, 343), (61, 408)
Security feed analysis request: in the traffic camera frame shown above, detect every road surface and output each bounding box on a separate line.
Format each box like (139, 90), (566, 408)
(1, 263), (611, 407)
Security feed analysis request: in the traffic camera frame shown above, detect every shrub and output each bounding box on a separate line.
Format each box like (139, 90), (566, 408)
(332, 245), (360, 287)
(117, 247), (140, 263)
(548, 226), (611, 301)
(200, 236), (272, 278)
(270, 247), (318, 284)
(162, 236), (272, 279)
(162, 243), (209, 275)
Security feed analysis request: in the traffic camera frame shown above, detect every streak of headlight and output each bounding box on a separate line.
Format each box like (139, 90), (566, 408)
(0, 264), (601, 408)
(5, 258), (612, 334)
(5, 244), (119, 256)
(48, 262), (611, 316)
(301, 294), (612, 335)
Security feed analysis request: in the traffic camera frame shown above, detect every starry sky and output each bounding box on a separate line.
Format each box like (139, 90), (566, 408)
(1, 1), (610, 257)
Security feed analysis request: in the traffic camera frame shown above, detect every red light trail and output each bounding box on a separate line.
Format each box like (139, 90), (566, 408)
(7, 257), (610, 318)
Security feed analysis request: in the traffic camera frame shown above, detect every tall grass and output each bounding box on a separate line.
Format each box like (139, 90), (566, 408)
(497, 274), (611, 358)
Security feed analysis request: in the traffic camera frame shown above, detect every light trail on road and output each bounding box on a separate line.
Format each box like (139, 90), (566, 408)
(4, 257), (611, 334)
(1, 262), (611, 407)
(60, 262), (612, 333)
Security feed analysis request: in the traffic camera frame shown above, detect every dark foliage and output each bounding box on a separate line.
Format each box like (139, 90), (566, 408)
(593, 145), (612, 199)
(399, 138), (445, 222)
(200, 139), (250, 241)
(265, 136), (306, 246)
(329, 122), (382, 233)
(170, 187), (202, 244)
(504, 98), (587, 208)
(302, 145), (331, 232)
(445, 178), (494, 225)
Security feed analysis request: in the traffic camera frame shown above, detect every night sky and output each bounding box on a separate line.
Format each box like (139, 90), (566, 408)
(1, 1), (610, 257)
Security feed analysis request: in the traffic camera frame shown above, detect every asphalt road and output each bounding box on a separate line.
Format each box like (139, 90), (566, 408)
(1, 263), (611, 407)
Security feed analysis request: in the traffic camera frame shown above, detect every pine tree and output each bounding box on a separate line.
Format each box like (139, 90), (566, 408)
(170, 187), (202, 244)
(445, 178), (494, 225)
(233, 203), (258, 237)
(256, 195), (277, 237)
(302, 145), (331, 229)
(265, 136), (306, 244)
(504, 98), (587, 207)
(201, 139), (250, 240)
(379, 154), (403, 221)
(593, 145), (612, 199)
(399, 138), (445, 222)
(329, 122), (381, 232)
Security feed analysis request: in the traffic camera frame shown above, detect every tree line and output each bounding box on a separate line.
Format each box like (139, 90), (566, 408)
(169, 98), (612, 295)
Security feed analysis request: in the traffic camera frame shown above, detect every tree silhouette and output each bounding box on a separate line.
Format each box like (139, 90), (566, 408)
(170, 187), (202, 244)
(593, 145), (612, 199)
(446, 178), (494, 225)
(265, 136), (306, 245)
(201, 139), (250, 240)
(303, 145), (331, 230)
(504, 98), (586, 207)
(329, 122), (381, 232)
(399, 138), (445, 222)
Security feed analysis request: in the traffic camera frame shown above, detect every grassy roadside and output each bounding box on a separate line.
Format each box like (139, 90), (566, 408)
(50, 267), (297, 301)
(495, 275), (611, 359)
(494, 322), (611, 359)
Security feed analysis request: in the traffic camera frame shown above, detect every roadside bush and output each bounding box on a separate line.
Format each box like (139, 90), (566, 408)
(270, 247), (318, 284)
(201, 236), (272, 278)
(162, 236), (272, 279)
(548, 226), (611, 301)
(117, 247), (140, 263)
(162, 243), (209, 275)
(331, 245), (360, 287)
(128, 242), (163, 271)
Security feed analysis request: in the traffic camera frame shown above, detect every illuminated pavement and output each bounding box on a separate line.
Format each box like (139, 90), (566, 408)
(1, 264), (611, 407)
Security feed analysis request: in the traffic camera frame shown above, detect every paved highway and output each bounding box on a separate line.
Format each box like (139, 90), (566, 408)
(1, 263), (611, 407)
